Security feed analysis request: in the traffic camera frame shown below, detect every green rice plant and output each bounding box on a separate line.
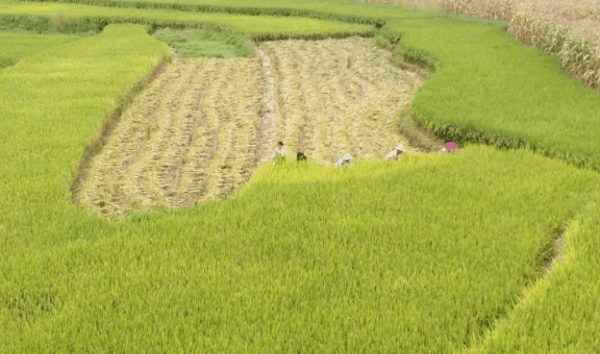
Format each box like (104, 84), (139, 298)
(8, 0), (435, 26)
(0, 1), (374, 37)
(347, 55), (352, 68)
(506, 10), (600, 90)
(49, 10), (73, 31)
(0, 57), (16, 68)
(387, 14), (600, 171)
(373, 33), (390, 48)
(2, 1), (600, 352)
(390, 40), (438, 72)
(459, 193), (600, 354)
(0, 32), (80, 62)
(153, 27), (255, 57)
(441, 0), (600, 97)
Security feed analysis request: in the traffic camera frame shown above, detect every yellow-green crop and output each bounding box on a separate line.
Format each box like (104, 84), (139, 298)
(0, 1), (373, 36)
(2, 0), (600, 351)
(0, 32), (80, 67)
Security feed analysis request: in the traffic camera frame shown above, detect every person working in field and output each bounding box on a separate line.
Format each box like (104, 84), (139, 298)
(272, 141), (287, 164)
(440, 142), (457, 155)
(384, 145), (405, 161)
(297, 152), (307, 162)
(335, 153), (352, 167)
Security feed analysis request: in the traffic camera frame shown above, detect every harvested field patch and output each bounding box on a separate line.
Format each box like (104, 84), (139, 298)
(76, 37), (431, 219)
(75, 47), (265, 218)
(259, 36), (428, 165)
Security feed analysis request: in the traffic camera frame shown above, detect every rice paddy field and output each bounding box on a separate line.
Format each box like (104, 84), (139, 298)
(1, 0), (600, 353)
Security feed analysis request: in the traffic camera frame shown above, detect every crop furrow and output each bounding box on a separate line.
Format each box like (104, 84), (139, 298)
(302, 40), (337, 164)
(215, 65), (240, 199)
(178, 59), (219, 206)
(328, 60), (355, 163)
(268, 46), (290, 148)
(253, 46), (277, 166)
(154, 58), (209, 206)
(356, 92), (395, 159)
(295, 46), (318, 159)
(297, 42), (323, 162)
(223, 59), (262, 195)
(214, 57), (260, 200)
(195, 59), (235, 202)
(126, 59), (198, 210)
(78, 56), (182, 217)
(184, 58), (224, 205)
(281, 52), (305, 156)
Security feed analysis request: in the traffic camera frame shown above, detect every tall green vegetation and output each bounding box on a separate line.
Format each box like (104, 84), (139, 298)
(385, 17), (600, 171)
(0, 1), (374, 38)
(459, 196), (600, 353)
(152, 27), (255, 57)
(0, 24), (169, 258)
(0, 32), (80, 67)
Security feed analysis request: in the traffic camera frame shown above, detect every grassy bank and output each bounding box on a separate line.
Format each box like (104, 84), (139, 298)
(385, 17), (600, 172)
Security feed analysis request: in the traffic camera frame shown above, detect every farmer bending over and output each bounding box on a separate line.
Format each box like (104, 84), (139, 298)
(440, 142), (457, 155)
(272, 141), (287, 164)
(384, 145), (405, 161)
(297, 152), (307, 162)
(335, 153), (352, 167)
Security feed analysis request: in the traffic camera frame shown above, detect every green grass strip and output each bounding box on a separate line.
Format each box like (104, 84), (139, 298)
(0, 1), (373, 36)
(0, 32), (79, 64)
(7, 0), (449, 23)
(460, 193), (600, 354)
(1, 141), (599, 352)
(0, 24), (169, 258)
(386, 17), (600, 171)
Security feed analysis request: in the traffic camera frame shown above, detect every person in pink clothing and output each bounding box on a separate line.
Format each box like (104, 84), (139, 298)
(440, 142), (457, 154)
